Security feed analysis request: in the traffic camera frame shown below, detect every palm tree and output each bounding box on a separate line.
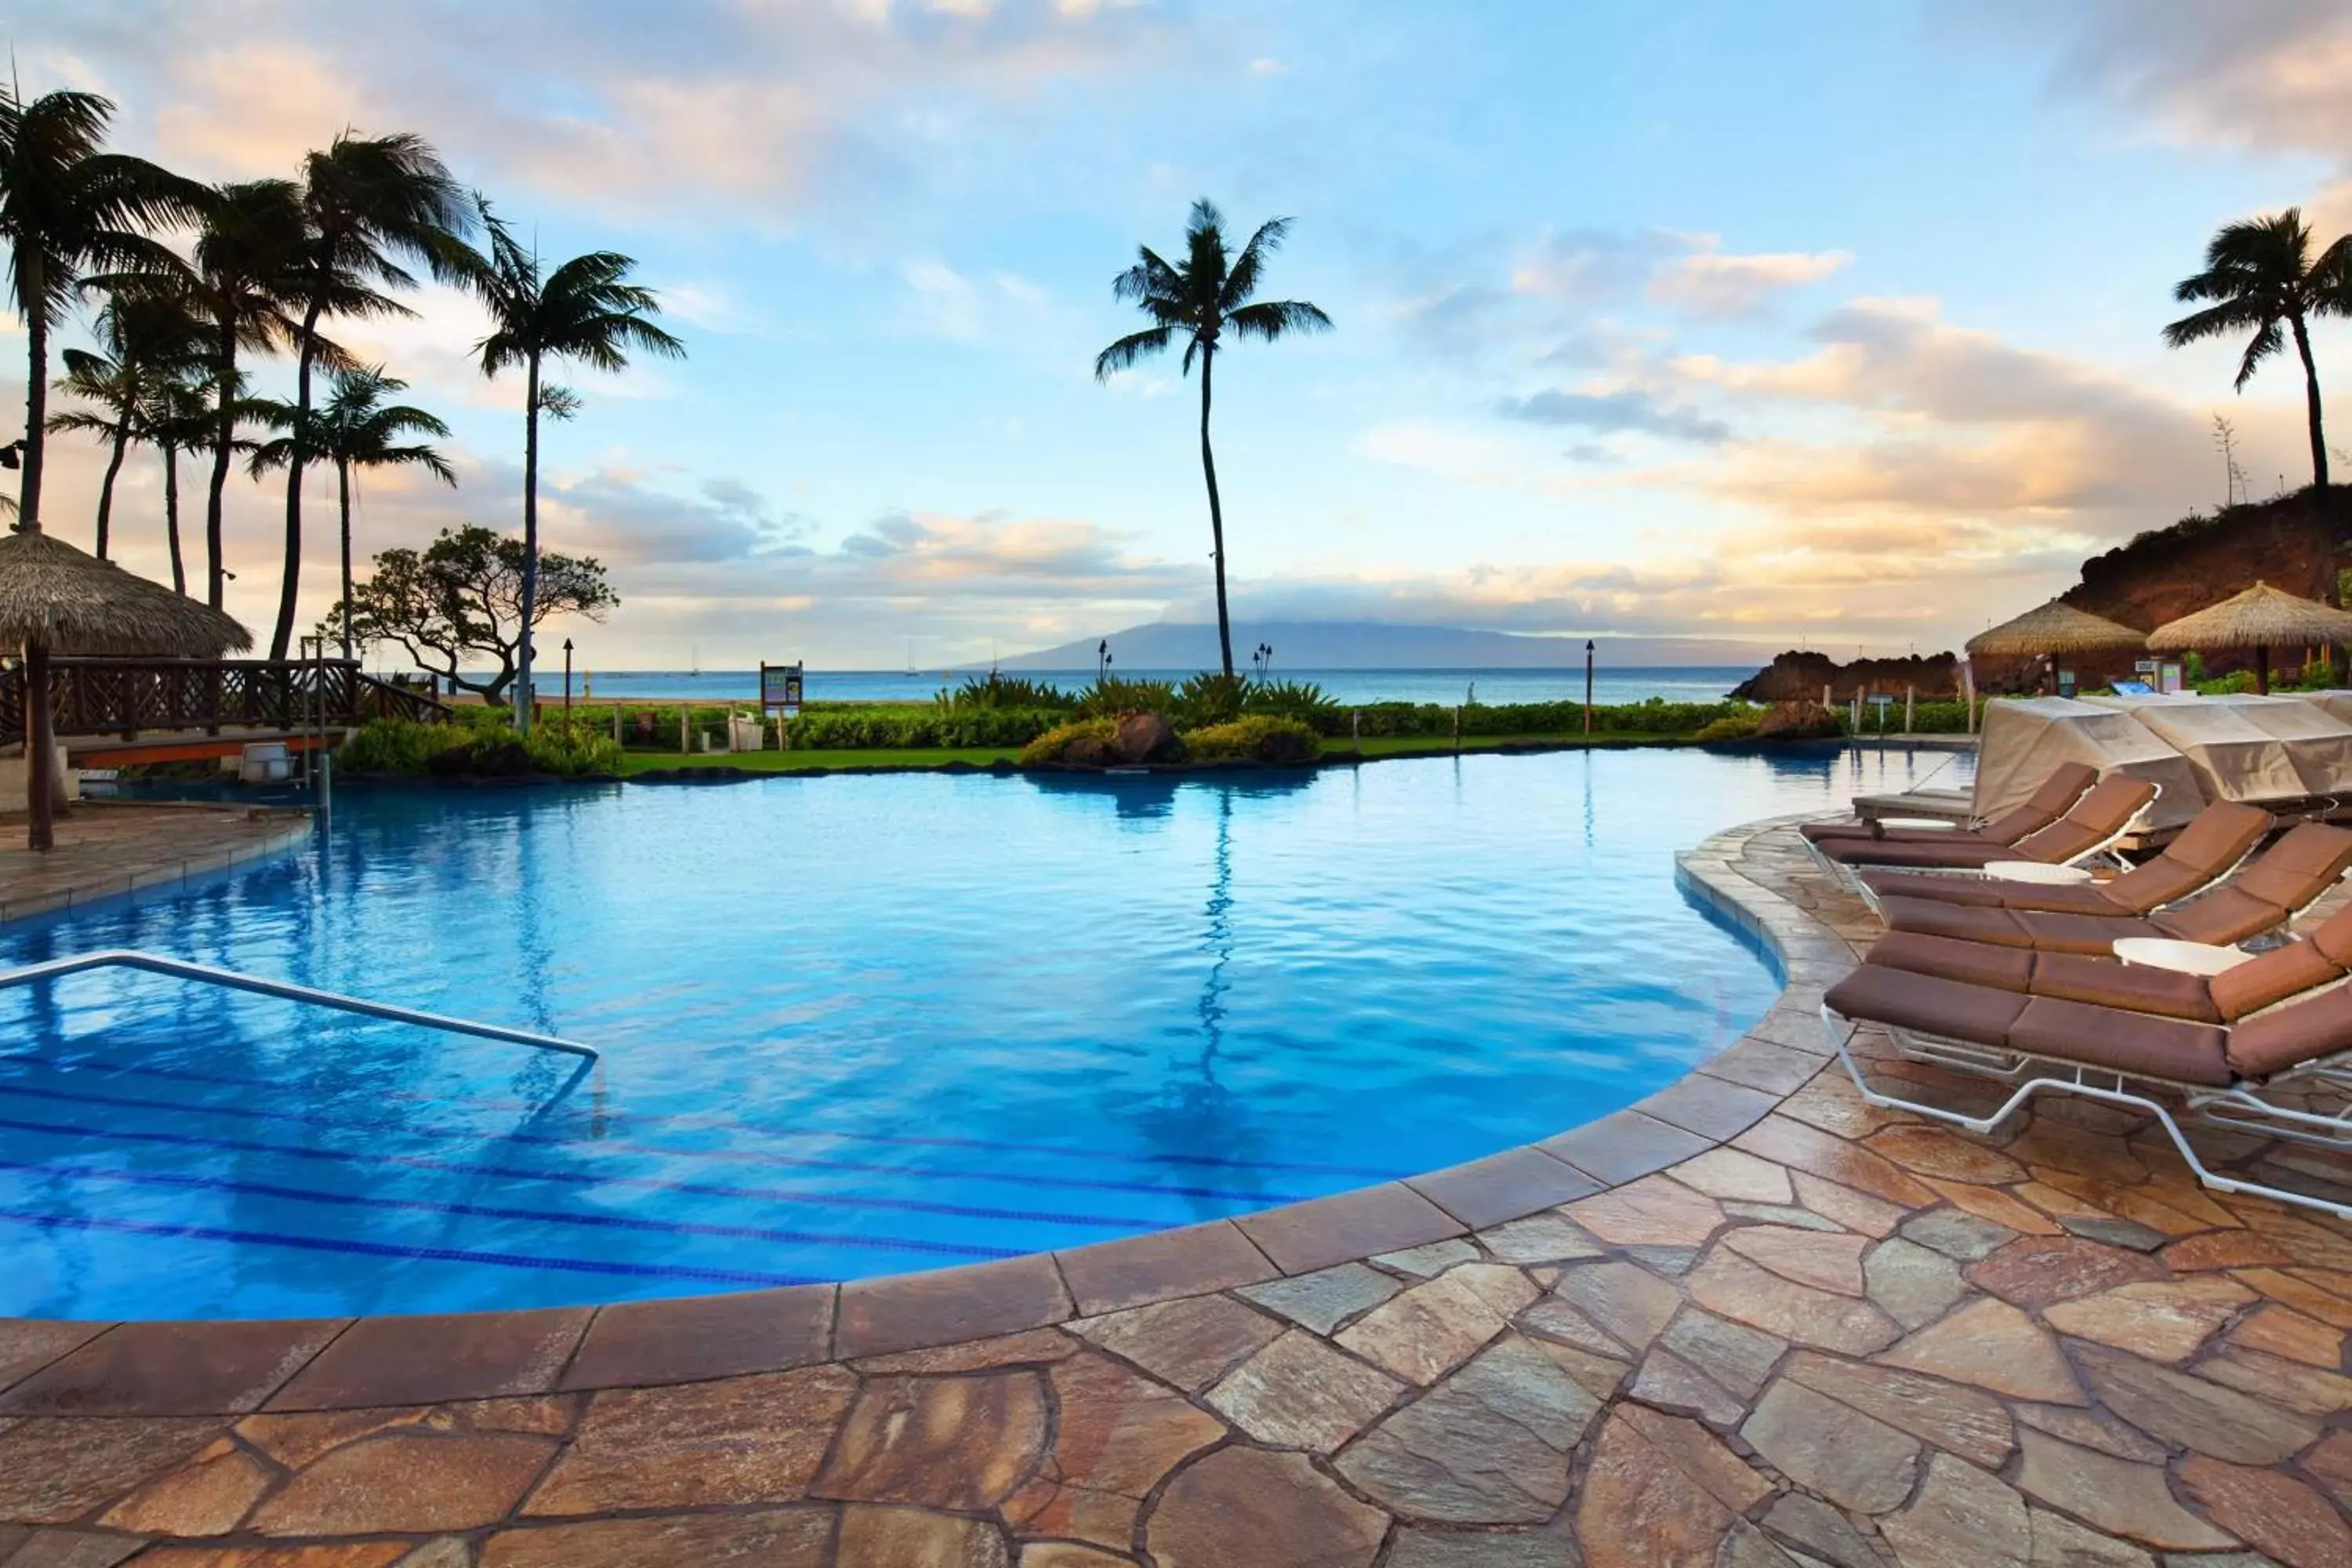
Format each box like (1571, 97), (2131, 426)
(272, 132), (474, 660)
(45, 291), (205, 558)
(1094, 199), (1332, 677)
(2165, 208), (2352, 489)
(249, 366), (453, 657)
(470, 197), (683, 731)
(0, 85), (205, 538)
(141, 372), (223, 595)
(186, 178), (304, 608)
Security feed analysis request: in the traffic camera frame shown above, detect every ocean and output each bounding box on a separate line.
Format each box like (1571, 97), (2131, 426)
(498, 666), (1759, 707)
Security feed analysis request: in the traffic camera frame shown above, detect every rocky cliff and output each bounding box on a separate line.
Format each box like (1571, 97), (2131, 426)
(1730, 652), (1962, 702)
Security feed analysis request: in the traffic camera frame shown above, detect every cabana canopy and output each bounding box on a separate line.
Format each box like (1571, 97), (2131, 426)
(1966, 601), (2147, 659)
(1973, 697), (2203, 833)
(2211, 694), (2352, 797)
(2082, 694), (2310, 806)
(1, 529), (250, 851)
(2147, 581), (2352, 694)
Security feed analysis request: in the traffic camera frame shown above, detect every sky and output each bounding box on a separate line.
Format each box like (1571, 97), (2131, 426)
(12, 0), (2352, 670)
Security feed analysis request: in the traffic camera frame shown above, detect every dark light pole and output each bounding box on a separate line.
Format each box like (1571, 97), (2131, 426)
(1584, 640), (1595, 734)
(563, 638), (574, 717)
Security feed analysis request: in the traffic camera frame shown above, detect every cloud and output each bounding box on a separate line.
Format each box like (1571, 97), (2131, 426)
(1497, 388), (1732, 445)
(38, 0), (1184, 227)
(1646, 236), (1853, 319)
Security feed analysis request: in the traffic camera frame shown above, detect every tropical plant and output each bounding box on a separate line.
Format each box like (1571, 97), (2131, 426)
(184, 177), (306, 607)
(0, 85), (205, 539)
(467, 195), (683, 731)
(938, 671), (1078, 711)
(271, 131), (475, 659)
(140, 370), (226, 594)
(1180, 713), (1320, 764)
(1094, 199), (1332, 677)
(1074, 673), (1178, 717)
(2165, 208), (2352, 488)
(249, 365), (453, 656)
(343, 523), (617, 701)
(43, 289), (205, 558)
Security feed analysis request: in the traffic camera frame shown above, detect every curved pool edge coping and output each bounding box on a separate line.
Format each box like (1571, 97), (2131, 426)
(0, 804), (312, 928)
(0, 809), (1867, 1417)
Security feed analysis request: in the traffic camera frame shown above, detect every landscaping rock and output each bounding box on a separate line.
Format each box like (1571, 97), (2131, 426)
(1109, 711), (1175, 764)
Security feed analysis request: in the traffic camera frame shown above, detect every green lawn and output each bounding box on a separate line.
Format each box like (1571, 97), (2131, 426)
(614, 730), (1697, 776)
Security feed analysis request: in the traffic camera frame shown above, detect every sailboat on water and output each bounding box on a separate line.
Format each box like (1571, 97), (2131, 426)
(688, 644), (700, 679)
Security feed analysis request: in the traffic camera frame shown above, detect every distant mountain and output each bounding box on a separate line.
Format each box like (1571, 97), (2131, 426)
(987, 621), (1784, 671)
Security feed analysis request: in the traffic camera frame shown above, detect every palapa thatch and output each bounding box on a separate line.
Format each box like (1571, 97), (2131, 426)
(2146, 581), (2352, 654)
(1965, 600), (2147, 659)
(0, 529), (251, 655)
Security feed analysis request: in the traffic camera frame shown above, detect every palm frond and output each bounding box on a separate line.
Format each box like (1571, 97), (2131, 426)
(1222, 216), (1292, 308)
(1094, 325), (1175, 380)
(2234, 318), (2285, 390)
(1226, 297), (1331, 343)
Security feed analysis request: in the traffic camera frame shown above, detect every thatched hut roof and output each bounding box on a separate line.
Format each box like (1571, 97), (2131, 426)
(1966, 600), (2147, 659)
(0, 530), (251, 655)
(2147, 581), (2352, 652)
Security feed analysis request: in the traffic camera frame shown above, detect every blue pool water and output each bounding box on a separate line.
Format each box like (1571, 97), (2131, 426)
(0, 743), (1964, 1319)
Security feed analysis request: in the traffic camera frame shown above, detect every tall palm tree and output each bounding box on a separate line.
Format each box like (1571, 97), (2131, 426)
(273, 132), (474, 660)
(2165, 208), (2352, 490)
(45, 290), (205, 558)
(186, 178), (304, 608)
(470, 197), (682, 731)
(141, 371), (223, 595)
(1094, 199), (1331, 677)
(0, 85), (204, 538)
(249, 366), (453, 657)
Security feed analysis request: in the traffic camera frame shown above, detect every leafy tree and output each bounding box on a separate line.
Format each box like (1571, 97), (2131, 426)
(344, 524), (616, 701)
(44, 290), (205, 558)
(184, 178), (306, 607)
(249, 366), (453, 657)
(2165, 207), (2352, 488)
(272, 132), (475, 659)
(0, 85), (205, 540)
(1094, 198), (1331, 677)
(467, 195), (682, 731)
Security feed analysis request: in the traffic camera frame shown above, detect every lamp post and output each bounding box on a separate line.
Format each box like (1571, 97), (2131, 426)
(563, 638), (574, 717)
(1584, 640), (1595, 734)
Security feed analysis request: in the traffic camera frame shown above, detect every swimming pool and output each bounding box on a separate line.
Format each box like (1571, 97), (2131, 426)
(0, 744), (1962, 1319)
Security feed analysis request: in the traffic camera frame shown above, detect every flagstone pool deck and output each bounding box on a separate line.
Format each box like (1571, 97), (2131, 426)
(0, 812), (2347, 1566)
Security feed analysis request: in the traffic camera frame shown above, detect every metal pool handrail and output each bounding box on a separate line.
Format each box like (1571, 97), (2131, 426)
(0, 949), (599, 1062)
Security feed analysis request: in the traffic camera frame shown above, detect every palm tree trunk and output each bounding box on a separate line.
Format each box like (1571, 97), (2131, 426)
(271, 296), (327, 659)
(205, 324), (238, 609)
(163, 442), (186, 596)
(517, 354), (541, 735)
(93, 419), (129, 560)
(1198, 343), (1234, 679)
(20, 274), (47, 532)
(2292, 311), (2328, 489)
(337, 456), (354, 661)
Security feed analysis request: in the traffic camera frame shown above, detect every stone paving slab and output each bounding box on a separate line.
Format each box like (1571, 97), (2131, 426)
(0, 813), (2347, 1565)
(0, 802), (310, 926)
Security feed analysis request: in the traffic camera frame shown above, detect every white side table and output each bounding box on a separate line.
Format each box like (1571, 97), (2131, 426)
(2111, 938), (2253, 975)
(1982, 861), (2095, 886)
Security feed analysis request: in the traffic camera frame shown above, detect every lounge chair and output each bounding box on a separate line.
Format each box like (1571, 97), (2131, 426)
(1813, 775), (2157, 877)
(1820, 956), (2352, 1219)
(1799, 761), (2096, 847)
(1876, 821), (2352, 953)
(1858, 801), (2274, 915)
(1863, 910), (2351, 1024)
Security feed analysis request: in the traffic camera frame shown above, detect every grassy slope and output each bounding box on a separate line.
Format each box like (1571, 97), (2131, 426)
(612, 730), (1692, 776)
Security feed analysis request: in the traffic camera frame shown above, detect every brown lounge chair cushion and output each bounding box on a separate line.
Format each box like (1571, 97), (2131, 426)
(1868, 931), (2219, 1022)
(1824, 774), (2153, 870)
(1878, 897), (2154, 954)
(2229, 982), (2352, 1079)
(1825, 965), (2230, 1087)
(1802, 762), (2096, 846)
(1862, 804), (2270, 916)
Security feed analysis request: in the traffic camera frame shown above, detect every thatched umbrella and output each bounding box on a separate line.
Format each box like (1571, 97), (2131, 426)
(1966, 600), (2147, 695)
(2147, 580), (2352, 695)
(0, 529), (251, 851)
(1966, 600), (2148, 659)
